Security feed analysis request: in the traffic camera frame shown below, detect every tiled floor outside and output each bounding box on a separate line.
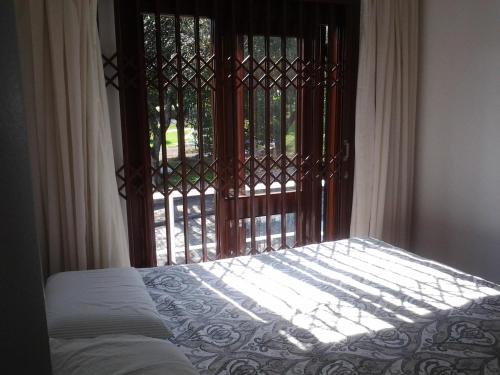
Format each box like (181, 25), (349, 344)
(153, 188), (297, 265)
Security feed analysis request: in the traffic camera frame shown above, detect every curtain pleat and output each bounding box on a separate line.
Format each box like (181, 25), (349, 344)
(15, 0), (130, 275)
(350, 0), (419, 247)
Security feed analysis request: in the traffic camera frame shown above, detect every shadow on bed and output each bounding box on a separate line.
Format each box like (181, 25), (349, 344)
(139, 239), (500, 375)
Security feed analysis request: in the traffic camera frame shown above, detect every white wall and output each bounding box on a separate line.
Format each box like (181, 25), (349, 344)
(412, 0), (500, 283)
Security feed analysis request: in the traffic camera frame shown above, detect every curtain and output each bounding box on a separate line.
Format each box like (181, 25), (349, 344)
(97, 0), (129, 233)
(15, 0), (130, 275)
(350, 0), (419, 247)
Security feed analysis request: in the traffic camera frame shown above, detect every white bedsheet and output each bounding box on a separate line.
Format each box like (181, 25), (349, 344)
(50, 335), (199, 375)
(141, 238), (500, 374)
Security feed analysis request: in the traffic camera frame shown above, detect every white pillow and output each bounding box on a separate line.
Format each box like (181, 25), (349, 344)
(45, 267), (171, 339)
(50, 335), (199, 375)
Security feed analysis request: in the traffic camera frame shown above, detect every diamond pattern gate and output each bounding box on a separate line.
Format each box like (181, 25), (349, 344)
(115, 0), (359, 267)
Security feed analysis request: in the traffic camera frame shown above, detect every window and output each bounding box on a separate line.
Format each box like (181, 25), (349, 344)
(115, 0), (359, 267)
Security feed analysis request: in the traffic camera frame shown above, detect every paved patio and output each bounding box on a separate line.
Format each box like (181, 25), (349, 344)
(153, 189), (296, 265)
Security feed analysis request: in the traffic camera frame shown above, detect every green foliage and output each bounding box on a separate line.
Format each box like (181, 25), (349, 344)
(143, 14), (214, 172)
(143, 14), (298, 181)
(165, 128), (178, 146)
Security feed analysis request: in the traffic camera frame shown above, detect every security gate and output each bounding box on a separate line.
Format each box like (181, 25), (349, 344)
(115, 0), (359, 266)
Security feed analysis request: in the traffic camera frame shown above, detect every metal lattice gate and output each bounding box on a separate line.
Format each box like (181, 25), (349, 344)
(113, 0), (359, 267)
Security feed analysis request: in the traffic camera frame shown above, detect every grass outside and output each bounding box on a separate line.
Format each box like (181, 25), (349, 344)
(166, 127), (296, 153)
(285, 132), (296, 153)
(166, 126), (195, 146)
(161, 129), (295, 189)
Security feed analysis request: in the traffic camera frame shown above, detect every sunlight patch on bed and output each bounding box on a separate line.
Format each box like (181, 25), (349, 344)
(188, 270), (267, 323)
(284, 249), (433, 316)
(342, 240), (500, 298)
(278, 330), (310, 351)
(205, 257), (394, 344)
(200, 240), (500, 344)
(302, 242), (500, 311)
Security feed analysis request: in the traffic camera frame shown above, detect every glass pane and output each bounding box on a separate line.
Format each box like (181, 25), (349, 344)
(153, 192), (168, 265)
(160, 15), (175, 59)
(255, 216), (267, 253)
(144, 13), (216, 265)
(180, 16), (195, 59)
(183, 85), (198, 159)
(270, 214), (282, 250)
(286, 213), (296, 248)
(241, 214), (295, 253)
(240, 218), (252, 255)
(254, 87), (265, 158)
(143, 14), (157, 60)
(163, 89), (179, 165)
(144, 13), (305, 263)
(286, 86), (297, 157)
(243, 87), (251, 158)
(253, 36), (265, 62)
(172, 194), (186, 264)
(286, 37), (297, 61)
(205, 190), (217, 261)
(270, 86), (281, 159)
(186, 194), (202, 263)
(199, 18), (212, 57)
(202, 87), (214, 159)
(286, 37), (297, 158)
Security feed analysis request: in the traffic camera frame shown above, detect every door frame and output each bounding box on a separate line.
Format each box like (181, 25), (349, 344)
(114, 0), (359, 267)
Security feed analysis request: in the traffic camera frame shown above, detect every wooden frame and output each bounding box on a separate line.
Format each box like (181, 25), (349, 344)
(115, 0), (359, 267)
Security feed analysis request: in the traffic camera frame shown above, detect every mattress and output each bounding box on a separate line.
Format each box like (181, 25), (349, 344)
(140, 238), (500, 375)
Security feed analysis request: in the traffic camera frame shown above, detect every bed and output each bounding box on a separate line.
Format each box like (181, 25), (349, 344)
(140, 238), (500, 375)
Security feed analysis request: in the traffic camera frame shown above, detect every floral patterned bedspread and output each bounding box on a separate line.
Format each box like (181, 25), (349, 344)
(140, 238), (500, 375)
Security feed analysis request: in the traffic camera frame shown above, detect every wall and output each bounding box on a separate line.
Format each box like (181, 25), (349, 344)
(412, 0), (500, 283)
(0, 0), (52, 373)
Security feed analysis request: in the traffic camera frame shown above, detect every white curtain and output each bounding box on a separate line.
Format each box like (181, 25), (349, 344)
(15, 0), (130, 275)
(97, 0), (129, 233)
(350, 0), (419, 247)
